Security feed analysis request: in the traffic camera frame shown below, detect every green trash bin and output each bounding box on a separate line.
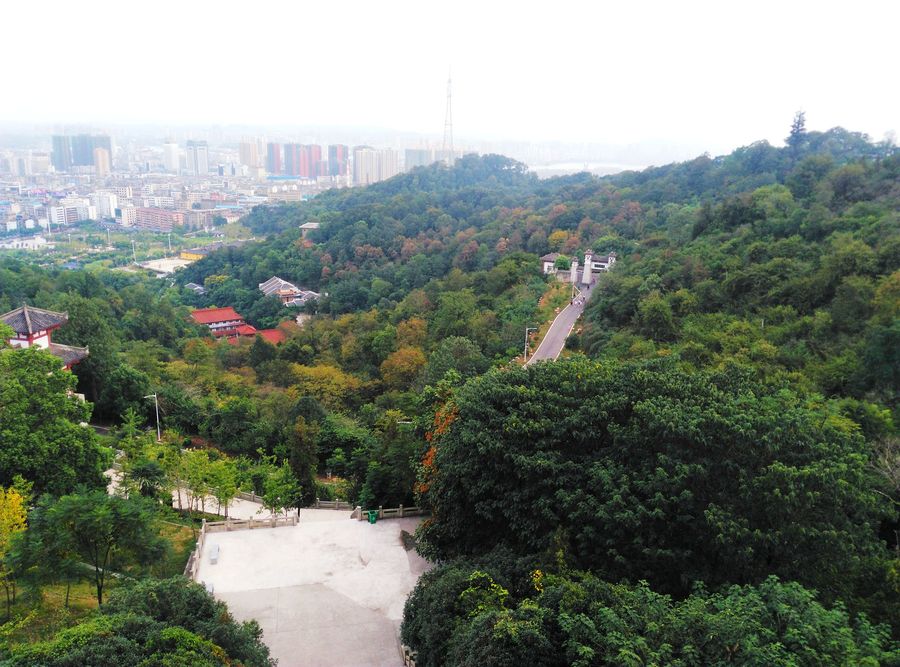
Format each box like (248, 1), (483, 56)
(367, 510), (378, 524)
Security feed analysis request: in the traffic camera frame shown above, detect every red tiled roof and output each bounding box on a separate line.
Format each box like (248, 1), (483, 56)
(258, 329), (286, 345)
(235, 324), (258, 336)
(190, 307), (244, 325)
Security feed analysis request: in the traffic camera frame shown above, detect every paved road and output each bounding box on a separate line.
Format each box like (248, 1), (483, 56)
(526, 284), (594, 365)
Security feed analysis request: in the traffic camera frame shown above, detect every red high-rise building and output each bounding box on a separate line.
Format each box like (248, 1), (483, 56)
(266, 143), (282, 174)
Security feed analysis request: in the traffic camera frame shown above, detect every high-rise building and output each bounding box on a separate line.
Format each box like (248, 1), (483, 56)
(52, 134), (111, 171)
(266, 143), (282, 174)
(51, 135), (72, 171)
(239, 139), (260, 168)
(308, 144), (324, 178)
(72, 135), (112, 167)
(70, 135), (94, 166)
(352, 146), (379, 186)
(163, 142), (180, 173)
(30, 153), (51, 174)
(328, 144), (348, 177)
(405, 148), (436, 170)
(380, 148), (400, 180)
(283, 143), (302, 176)
(90, 192), (118, 219)
(185, 140), (209, 177)
(93, 147), (111, 176)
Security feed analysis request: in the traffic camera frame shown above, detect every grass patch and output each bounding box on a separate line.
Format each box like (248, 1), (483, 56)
(0, 580), (103, 651)
(152, 521), (197, 578)
(0, 511), (197, 651)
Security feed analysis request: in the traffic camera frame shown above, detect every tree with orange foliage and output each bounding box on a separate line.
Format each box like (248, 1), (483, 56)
(380, 346), (427, 390)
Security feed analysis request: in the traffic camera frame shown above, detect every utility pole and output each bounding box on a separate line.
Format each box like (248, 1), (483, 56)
(144, 393), (161, 442)
(524, 326), (537, 363)
(131, 239), (137, 264)
(168, 233), (172, 255)
(442, 70), (454, 165)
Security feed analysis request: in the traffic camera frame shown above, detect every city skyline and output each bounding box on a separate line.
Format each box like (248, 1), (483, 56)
(3, 0), (897, 162)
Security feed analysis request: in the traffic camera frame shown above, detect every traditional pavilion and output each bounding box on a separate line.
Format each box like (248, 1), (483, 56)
(1, 304), (89, 369)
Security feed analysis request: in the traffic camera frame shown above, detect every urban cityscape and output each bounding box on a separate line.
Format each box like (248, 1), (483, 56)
(0, 131), (466, 241)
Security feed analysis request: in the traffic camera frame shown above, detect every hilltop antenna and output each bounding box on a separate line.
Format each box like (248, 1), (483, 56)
(442, 70), (454, 165)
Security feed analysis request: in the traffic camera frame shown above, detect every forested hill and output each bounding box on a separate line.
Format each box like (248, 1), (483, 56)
(182, 126), (897, 416)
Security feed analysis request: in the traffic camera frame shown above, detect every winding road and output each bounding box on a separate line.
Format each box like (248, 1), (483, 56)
(526, 283), (595, 365)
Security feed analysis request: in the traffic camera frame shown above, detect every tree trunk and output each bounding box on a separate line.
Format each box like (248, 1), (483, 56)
(95, 567), (104, 606)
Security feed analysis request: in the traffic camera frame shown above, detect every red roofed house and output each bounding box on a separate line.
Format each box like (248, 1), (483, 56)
(225, 327), (287, 345)
(258, 328), (286, 345)
(190, 307), (246, 338)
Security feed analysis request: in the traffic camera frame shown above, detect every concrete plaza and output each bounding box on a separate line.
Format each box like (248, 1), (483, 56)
(194, 511), (429, 667)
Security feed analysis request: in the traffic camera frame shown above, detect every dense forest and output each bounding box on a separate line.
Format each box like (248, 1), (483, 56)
(0, 118), (897, 662)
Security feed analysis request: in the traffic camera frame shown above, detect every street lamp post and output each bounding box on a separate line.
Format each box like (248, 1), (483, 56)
(524, 326), (538, 363)
(144, 393), (161, 442)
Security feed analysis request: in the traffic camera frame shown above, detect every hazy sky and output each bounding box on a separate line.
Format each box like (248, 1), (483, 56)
(6, 0), (898, 155)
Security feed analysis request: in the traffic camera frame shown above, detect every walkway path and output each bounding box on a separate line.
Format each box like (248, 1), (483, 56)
(526, 283), (595, 364)
(105, 468), (274, 521)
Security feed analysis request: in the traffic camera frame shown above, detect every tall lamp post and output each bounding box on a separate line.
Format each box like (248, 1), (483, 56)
(144, 393), (161, 442)
(524, 326), (538, 363)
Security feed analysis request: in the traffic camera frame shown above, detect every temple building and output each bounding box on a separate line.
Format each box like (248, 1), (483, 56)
(190, 306), (287, 344)
(540, 250), (617, 286)
(190, 306), (247, 337)
(258, 276), (320, 307)
(1, 304), (89, 369)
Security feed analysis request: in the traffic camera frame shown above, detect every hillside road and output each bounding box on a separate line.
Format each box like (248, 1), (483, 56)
(526, 283), (594, 365)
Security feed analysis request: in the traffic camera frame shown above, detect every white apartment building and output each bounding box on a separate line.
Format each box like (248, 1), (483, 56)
(117, 205), (137, 227)
(163, 143), (180, 173)
(49, 203), (96, 226)
(185, 140), (209, 177)
(352, 147), (400, 186)
(90, 191), (119, 219)
(142, 195), (175, 209)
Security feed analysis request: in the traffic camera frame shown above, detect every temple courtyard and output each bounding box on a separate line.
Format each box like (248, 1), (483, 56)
(194, 510), (429, 667)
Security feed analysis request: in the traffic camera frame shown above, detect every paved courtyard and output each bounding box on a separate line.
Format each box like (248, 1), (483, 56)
(194, 510), (429, 667)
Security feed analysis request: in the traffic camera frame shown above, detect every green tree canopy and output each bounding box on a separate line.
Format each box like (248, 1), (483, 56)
(0, 347), (106, 495)
(417, 358), (891, 604)
(6, 577), (273, 666)
(403, 566), (897, 667)
(20, 491), (166, 605)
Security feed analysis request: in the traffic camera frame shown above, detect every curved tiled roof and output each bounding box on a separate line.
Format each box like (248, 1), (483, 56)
(1, 305), (68, 335)
(48, 342), (89, 368)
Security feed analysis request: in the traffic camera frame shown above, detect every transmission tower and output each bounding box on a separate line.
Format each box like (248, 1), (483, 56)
(442, 71), (454, 165)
